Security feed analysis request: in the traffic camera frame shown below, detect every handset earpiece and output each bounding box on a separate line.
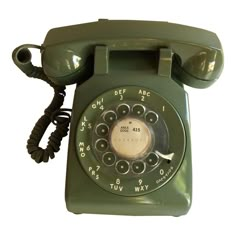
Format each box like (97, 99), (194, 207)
(172, 38), (224, 89)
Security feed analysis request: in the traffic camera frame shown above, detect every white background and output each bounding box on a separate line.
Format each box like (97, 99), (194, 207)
(1, 0), (236, 235)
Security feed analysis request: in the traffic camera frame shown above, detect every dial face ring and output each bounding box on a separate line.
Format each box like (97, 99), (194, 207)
(76, 86), (186, 196)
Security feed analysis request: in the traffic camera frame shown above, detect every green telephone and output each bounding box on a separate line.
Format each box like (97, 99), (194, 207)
(12, 20), (223, 216)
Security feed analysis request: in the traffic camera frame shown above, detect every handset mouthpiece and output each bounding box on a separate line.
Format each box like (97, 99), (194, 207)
(12, 44), (41, 76)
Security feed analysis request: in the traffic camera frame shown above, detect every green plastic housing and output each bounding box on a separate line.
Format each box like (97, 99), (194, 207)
(65, 48), (192, 216)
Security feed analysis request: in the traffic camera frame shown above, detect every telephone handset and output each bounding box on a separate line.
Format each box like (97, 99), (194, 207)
(12, 20), (223, 216)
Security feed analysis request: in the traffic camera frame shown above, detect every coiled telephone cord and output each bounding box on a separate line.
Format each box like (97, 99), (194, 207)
(26, 66), (71, 163)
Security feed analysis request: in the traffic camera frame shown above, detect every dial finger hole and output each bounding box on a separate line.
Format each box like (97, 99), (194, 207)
(104, 110), (117, 123)
(117, 104), (130, 116)
(132, 161), (146, 174)
(145, 111), (158, 124)
(115, 160), (130, 174)
(145, 152), (159, 166)
(132, 104), (145, 116)
(95, 139), (108, 152)
(102, 152), (116, 166)
(96, 123), (109, 136)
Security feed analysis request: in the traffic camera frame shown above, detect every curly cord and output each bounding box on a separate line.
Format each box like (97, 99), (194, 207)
(26, 67), (71, 163)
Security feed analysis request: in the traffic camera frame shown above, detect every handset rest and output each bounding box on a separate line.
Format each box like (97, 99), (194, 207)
(38, 20), (224, 87)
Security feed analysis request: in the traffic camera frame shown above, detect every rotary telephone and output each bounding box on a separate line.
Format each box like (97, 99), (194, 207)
(12, 20), (223, 216)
